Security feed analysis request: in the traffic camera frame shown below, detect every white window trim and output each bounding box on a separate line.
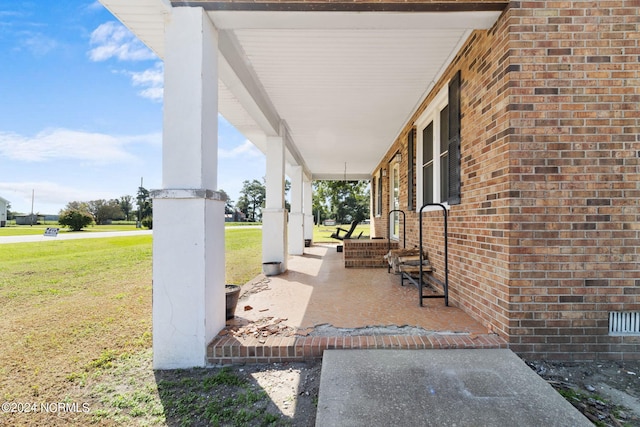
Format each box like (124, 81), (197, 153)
(416, 86), (450, 213)
(374, 170), (382, 218)
(389, 160), (400, 240)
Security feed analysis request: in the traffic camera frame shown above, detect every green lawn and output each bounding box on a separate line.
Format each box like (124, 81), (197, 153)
(0, 221), (371, 243)
(0, 223), (140, 235)
(0, 222), (262, 236)
(0, 228), (264, 426)
(0, 223), (377, 426)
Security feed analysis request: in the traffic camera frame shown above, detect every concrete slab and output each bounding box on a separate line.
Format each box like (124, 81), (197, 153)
(316, 349), (591, 427)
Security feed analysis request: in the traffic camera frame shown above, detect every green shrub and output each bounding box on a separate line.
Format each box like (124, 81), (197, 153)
(59, 209), (94, 231)
(141, 216), (153, 230)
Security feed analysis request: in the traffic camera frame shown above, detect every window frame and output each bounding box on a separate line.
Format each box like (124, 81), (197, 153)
(416, 86), (449, 212)
(374, 170), (382, 217)
(389, 160), (400, 240)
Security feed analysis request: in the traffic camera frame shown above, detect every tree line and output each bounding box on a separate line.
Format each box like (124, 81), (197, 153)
(53, 178), (369, 231)
(58, 187), (153, 231)
(233, 178), (370, 224)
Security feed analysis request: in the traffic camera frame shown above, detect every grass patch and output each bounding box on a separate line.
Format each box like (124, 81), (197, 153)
(0, 236), (153, 425)
(0, 223), (141, 236)
(157, 367), (283, 426)
(0, 221), (259, 237)
(0, 230), (266, 426)
(225, 227), (262, 284)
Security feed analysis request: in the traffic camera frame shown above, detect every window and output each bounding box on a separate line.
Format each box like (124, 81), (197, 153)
(389, 160), (400, 239)
(407, 129), (414, 210)
(375, 171), (382, 217)
(416, 71), (461, 209)
(440, 105), (449, 202)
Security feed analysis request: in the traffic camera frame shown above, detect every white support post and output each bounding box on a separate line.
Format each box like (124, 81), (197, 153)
(288, 165), (304, 255)
(151, 7), (225, 369)
(303, 177), (314, 243)
(262, 136), (288, 272)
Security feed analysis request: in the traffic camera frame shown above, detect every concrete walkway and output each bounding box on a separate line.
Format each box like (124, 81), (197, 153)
(0, 230), (153, 244)
(316, 349), (591, 427)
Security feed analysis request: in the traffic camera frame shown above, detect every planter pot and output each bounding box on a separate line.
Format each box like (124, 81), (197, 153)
(262, 261), (282, 276)
(225, 285), (241, 320)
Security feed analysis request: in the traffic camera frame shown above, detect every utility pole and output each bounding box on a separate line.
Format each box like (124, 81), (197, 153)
(137, 177), (143, 228)
(30, 189), (34, 226)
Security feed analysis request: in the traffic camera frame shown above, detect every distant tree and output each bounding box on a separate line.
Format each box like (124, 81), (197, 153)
(88, 199), (124, 225)
(137, 187), (152, 228)
(6, 202), (13, 220)
(63, 201), (90, 213)
(313, 180), (370, 224)
(141, 215), (153, 230)
(284, 179), (291, 212)
(312, 186), (329, 225)
(218, 189), (234, 214)
(236, 195), (250, 220)
(237, 179), (265, 221)
(118, 195), (134, 221)
(58, 209), (94, 231)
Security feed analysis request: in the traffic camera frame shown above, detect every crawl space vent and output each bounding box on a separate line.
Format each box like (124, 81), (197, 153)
(609, 311), (640, 335)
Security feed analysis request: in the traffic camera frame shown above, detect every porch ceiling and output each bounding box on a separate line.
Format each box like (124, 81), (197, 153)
(100, 1), (504, 180)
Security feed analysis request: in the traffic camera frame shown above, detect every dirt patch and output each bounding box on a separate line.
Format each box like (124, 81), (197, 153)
(204, 357), (640, 427)
(154, 361), (322, 426)
(237, 362), (321, 426)
(526, 360), (640, 426)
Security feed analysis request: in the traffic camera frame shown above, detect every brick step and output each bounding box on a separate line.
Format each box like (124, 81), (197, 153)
(207, 333), (507, 365)
(343, 239), (397, 269)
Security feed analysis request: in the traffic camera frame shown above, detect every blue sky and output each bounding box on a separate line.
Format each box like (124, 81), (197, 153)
(0, 1), (265, 215)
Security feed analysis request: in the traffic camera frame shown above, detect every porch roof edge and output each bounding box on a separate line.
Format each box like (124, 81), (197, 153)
(171, 1), (508, 13)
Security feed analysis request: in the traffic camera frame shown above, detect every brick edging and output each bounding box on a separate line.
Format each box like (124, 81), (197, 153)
(207, 333), (507, 365)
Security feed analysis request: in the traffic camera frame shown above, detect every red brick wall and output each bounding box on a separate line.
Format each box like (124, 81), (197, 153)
(374, 0), (640, 361)
(374, 8), (514, 342)
(505, 0), (640, 361)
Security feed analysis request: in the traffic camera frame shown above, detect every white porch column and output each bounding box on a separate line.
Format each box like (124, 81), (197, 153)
(151, 7), (224, 369)
(262, 136), (288, 272)
(303, 177), (314, 243)
(288, 165), (304, 255)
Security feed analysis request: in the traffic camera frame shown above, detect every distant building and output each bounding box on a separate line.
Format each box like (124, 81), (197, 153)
(225, 209), (246, 222)
(15, 214), (39, 225)
(0, 196), (8, 227)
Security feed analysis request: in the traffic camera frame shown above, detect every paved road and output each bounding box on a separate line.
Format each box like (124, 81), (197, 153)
(0, 225), (261, 244)
(0, 230), (153, 244)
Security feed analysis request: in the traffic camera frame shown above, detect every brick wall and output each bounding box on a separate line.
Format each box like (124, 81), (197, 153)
(373, 0), (640, 361)
(374, 6), (514, 343)
(505, 0), (640, 361)
(343, 239), (398, 268)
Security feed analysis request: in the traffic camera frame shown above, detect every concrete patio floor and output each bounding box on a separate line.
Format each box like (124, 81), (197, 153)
(208, 243), (507, 365)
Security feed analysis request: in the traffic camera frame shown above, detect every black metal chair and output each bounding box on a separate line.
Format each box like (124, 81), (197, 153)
(330, 221), (362, 241)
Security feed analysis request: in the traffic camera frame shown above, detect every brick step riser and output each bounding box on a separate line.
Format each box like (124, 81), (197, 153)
(207, 334), (507, 365)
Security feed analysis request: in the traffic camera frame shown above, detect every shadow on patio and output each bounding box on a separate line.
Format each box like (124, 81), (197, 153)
(208, 243), (506, 365)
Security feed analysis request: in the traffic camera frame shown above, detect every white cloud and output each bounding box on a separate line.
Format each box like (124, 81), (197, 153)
(88, 21), (156, 62)
(219, 140), (263, 159)
(85, 1), (105, 12)
(0, 181), (117, 215)
(0, 128), (160, 163)
(127, 62), (164, 102)
(20, 33), (58, 56)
